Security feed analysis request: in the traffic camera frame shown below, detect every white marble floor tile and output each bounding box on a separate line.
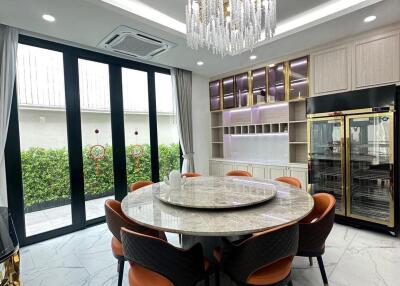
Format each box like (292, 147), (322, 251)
(20, 223), (400, 286)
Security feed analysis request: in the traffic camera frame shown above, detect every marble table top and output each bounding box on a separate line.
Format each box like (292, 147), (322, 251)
(156, 176), (277, 209)
(121, 177), (314, 236)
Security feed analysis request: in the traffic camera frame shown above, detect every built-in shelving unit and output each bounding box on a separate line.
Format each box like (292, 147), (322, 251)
(209, 55), (309, 164)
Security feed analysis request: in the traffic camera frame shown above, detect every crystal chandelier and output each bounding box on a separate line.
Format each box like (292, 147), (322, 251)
(186, 0), (277, 56)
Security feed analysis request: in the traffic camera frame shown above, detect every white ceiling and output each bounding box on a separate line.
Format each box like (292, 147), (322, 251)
(0, 0), (399, 78)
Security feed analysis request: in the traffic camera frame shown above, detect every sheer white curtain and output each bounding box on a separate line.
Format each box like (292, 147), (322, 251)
(0, 25), (18, 206)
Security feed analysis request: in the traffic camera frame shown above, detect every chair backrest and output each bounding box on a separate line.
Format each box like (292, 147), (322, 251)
(104, 199), (158, 241)
(298, 193), (336, 253)
(275, 176), (302, 189)
(121, 227), (206, 286)
(181, 172), (202, 178)
(219, 223), (298, 284)
(226, 170), (252, 177)
(130, 180), (153, 192)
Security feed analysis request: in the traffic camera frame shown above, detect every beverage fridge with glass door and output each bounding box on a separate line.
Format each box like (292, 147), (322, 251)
(306, 85), (399, 235)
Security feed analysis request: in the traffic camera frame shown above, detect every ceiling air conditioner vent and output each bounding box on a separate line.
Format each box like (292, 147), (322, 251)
(98, 26), (176, 60)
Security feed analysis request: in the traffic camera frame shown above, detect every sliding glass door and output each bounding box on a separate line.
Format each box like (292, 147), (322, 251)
(16, 44), (73, 237)
(122, 68), (152, 186)
(78, 59), (115, 221)
(6, 35), (178, 245)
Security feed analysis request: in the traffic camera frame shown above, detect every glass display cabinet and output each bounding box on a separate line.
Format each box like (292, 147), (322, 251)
(209, 80), (221, 111)
(234, 72), (249, 107)
(268, 63), (286, 103)
(308, 117), (345, 215)
(251, 67), (267, 105)
(222, 76), (235, 109)
(289, 56), (309, 101)
(346, 113), (394, 226)
(308, 107), (396, 229)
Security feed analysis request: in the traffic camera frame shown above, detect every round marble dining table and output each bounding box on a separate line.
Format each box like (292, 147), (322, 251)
(122, 176), (313, 241)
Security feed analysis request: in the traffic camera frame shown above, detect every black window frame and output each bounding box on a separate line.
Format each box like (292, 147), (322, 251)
(5, 35), (177, 246)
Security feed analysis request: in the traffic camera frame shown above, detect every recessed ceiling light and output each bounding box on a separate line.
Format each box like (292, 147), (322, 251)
(197, 61), (204, 66)
(268, 64), (276, 68)
(42, 14), (56, 22)
(364, 15), (376, 23)
(250, 55), (257, 60)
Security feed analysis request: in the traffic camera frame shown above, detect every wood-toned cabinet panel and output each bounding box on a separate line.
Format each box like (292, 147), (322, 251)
(287, 167), (308, 191)
(210, 161), (223, 176)
(269, 166), (286, 179)
(250, 165), (265, 179)
(223, 163), (235, 175)
(235, 164), (249, 172)
(354, 32), (400, 88)
(311, 46), (351, 95)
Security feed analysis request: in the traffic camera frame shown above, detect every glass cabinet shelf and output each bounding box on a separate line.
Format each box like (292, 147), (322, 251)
(235, 72), (249, 108)
(222, 76), (235, 109)
(251, 67), (267, 105)
(268, 63), (286, 103)
(289, 56), (309, 101)
(209, 80), (221, 111)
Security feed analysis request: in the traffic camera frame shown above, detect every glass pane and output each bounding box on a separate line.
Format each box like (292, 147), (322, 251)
(235, 73), (249, 107)
(309, 118), (344, 213)
(289, 57), (309, 100)
(252, 68), (266, 105)
(122, 68), (152, 188)
(209, 80), (221, 111)
(16, 44), (72, 236)
(155, 73), (180, 179)
(268, 63), (286, 102)
(222, 77), (235, 109)
(348, 115), (392, 223)
(78, 59), (114, 221)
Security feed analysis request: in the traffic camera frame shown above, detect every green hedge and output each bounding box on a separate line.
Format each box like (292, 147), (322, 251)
(21, 144), (180, 207)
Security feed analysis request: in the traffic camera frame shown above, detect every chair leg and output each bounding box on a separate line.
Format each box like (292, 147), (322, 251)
(204, 275), (210, 286)
(117, 258), (124, 286)
(309, 257), (313, 266)
(215, 266), (220, 286)
(288, 280), (293, 286)
(316, 256), (329, 286)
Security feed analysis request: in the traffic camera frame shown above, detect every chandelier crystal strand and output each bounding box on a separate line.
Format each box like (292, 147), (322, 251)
(186, 0), (276, 56)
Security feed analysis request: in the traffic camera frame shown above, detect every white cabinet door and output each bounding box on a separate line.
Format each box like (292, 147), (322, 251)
(210, 161), (223, 176)
(287, 167), (308, 191)
(269, 166), (286, 179)
(235, 163), (249, 172)
(223, 163), (235, 175)
(311, 45), (351, 95)
(354, 32), (400, 88)
(250, 165), (265, 179)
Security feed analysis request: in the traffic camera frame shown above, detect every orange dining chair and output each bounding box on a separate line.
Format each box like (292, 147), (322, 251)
(104, 199), (166, 286)
(130, 180), (153, 192)
(182, 172), (202, 178)
(226, 170), (252, 177)
(297, 193), (336, 286)
(275, 176), (302, 189)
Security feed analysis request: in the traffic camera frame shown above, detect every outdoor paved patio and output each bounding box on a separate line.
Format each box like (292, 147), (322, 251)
(24, 196), (113, 236)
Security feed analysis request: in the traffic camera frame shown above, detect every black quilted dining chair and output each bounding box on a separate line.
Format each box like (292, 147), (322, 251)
(214, 223), (299, 286)
(121, 227), (211, 286)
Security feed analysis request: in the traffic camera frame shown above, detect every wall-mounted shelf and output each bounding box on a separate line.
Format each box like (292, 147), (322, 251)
(223, 123), (289, 135)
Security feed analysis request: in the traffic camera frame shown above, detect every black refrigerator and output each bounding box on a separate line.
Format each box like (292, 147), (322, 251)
(306, 85), (399, 235)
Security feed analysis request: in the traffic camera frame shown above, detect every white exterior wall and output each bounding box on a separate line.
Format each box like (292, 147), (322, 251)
(18, 109), (179, 150)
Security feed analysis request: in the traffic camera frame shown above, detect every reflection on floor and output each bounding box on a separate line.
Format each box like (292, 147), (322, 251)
(24, 196), (113, 236)
(20, 223), (399, 286)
